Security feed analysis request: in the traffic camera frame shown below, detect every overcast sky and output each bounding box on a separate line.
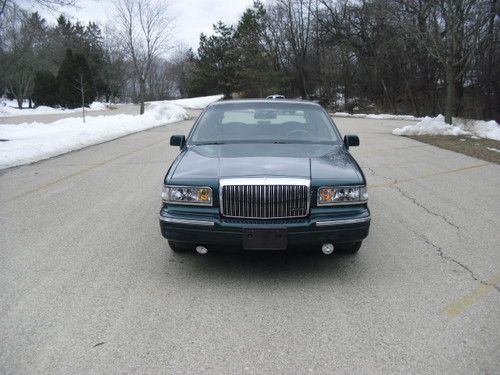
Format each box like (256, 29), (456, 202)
(20, 0), (259, 51)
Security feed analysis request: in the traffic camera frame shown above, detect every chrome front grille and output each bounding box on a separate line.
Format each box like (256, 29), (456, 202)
(220, 179), (310, 219)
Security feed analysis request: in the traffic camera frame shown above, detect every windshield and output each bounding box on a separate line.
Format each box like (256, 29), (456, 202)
(189, 102), (341, 145)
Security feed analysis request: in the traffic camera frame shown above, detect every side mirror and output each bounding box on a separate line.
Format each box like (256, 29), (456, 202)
(344, 134), (360, 148)
(170, 135), (186, 149)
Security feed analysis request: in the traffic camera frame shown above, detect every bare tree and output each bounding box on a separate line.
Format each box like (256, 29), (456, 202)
(278, 0), (313, 98)
(0, 6), (46, 108)
(0, 0), (78, 19)
(398, 0), (492, 124)
(112, 0), (174, 114)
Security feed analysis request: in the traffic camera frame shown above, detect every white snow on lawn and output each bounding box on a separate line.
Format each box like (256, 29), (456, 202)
(487, 147), (500, 153)
(332, 112), (424, 121)
(0, 100), (110, 117)
(0, 95), (222, 170)
(392, 114), (500, 141)
(167, 94), (224, 109)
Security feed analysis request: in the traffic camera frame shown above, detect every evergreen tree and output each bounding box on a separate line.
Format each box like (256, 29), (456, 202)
(192, 22), (239, 98)
(74, 52), (96, 105)
(57, 48), (79, 108)
(57, 48), (95, 108)
(32, 71), (59, 106)
(234, 1), (277, 97)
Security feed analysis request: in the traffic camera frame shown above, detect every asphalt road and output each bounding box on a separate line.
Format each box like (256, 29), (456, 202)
(1, 114), (499, 374)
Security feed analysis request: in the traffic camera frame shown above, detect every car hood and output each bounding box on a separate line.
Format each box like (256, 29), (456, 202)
(168, 143), (364, 186)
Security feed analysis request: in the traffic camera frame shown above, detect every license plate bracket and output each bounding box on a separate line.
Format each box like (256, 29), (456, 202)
(242, 228), (287, 250)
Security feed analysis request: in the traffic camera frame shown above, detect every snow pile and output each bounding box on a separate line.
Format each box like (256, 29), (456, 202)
(333, 112), (423, 121)
(0, 100), (109, 117)
(0, 101), (189, 169)
(392, 115), (500, 140)
(89, 102), (107, 111)
(168, 94), (224, 109)
(471, 120), (500, 140)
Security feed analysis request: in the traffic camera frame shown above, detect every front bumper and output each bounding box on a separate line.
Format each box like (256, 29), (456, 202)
(159, 205), (370, 251)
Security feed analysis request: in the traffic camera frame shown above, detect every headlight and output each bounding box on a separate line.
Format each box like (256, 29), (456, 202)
(162, 185), (213, 205)
(317, 186), (368, 205)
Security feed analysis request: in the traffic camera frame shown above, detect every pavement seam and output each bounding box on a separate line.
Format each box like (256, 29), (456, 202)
(413, 230), (500, 293)
(363, 165), (393, 182)
(370, 162), (491, 189)
(1, 136), (171, 204)
(394, 184), (500, 294)
(393, 185), (460, 231)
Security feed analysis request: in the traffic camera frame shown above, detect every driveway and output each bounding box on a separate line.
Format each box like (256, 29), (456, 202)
(0, 114), (498, 373)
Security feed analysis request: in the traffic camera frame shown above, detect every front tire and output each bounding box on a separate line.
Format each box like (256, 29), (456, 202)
(168, 240), (192, 253)
(336, 241), (362, 254)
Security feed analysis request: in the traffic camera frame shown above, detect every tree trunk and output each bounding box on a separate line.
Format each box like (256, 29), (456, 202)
(139, 79), (145, 115)
(444, 66), (455, 124)
(380, 78), (396, 114)
(29, 98), (32, 109)
(81, 75), (86, 123)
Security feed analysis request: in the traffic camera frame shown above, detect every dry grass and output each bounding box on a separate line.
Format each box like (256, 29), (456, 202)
(407, 135), (500, 164)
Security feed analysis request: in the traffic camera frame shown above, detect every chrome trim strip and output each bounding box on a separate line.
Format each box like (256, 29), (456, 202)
(315, 217), (371, 227)
(220, 177), (310, 186)
(159, 216), (215, 226)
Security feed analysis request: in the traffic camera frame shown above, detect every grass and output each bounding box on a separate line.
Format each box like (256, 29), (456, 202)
(407, 135), (500, 164)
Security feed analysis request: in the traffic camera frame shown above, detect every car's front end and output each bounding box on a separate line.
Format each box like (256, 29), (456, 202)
(159, 100), (371, 254)
(159, 182), (370, 252)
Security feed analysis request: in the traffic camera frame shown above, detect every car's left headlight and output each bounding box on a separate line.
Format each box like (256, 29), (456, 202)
(162, 185), (213, 206)
(317, 186), (368, 205)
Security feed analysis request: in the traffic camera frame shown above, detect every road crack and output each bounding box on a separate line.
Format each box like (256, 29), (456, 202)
(413, 230), (500, 293)
(393, 185), (460, 231)
(363, 165), (394, 182)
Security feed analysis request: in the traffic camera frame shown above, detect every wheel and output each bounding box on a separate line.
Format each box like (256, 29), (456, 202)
(168, 240), (192, 253)
(336, 241), (362, 254)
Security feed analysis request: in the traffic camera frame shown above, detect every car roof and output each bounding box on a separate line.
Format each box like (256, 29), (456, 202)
(208, 99), (320, 108)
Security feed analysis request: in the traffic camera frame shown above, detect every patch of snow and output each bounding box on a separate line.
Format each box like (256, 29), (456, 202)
(0, 101), (190, 169)
(0, 100), (110, 117)
(471, 120), (500, 141)
(332, 112), (423, 121)
(392, 115), (500, 140)
(149, 94), (224, 109)
(89, 102), (107, 111)
(486, 147), (500, 153)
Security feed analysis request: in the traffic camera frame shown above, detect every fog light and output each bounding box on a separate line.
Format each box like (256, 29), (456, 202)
(195, 246), (208, 255)
(321, 243), (334, 255)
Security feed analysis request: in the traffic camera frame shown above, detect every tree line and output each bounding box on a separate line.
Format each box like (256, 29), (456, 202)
(186, 0), (498, 123)
(1, 0), (498, 123)
(0, 0), (178, 113)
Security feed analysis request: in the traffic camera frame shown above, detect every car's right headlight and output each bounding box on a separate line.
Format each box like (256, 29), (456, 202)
(162, 185), (213, 206)
(317, 186), (368, 205)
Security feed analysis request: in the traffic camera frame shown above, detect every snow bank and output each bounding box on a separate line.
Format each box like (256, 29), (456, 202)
(89, 102), (107, 111)
(0, 94), (223, 169)
(0, 102), (189, 169)
(150, 94), (224, 109)
(332, 112), (423, 121)
(471, 120), (500, 140)
(392, 115), (500, 140)
(0, 100), (109, 117)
